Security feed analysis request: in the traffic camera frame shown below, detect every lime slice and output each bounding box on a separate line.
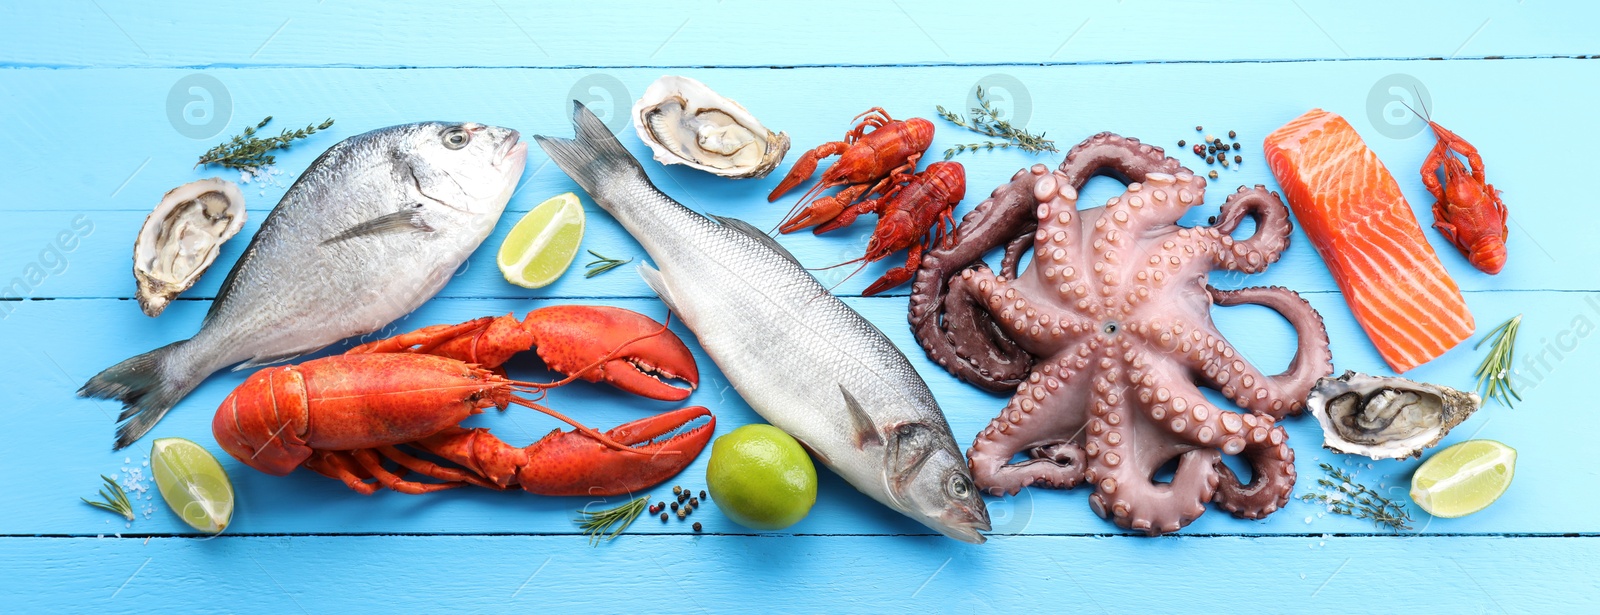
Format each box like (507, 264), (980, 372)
(497, 192), (586, 288)
(151, 437), (234, 533)
(1410, 439), (1516, 518)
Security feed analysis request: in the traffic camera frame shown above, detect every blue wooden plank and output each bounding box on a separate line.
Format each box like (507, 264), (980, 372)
(3, 61), (1597, 297)
(2, 1), (1595, 68)
(4, 290), (1596, 536)
(1, 535), (1594, 613)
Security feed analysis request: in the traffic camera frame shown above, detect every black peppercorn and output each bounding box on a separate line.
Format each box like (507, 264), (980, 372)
(1228, 130), (1237, 139)
(670, 502), (679, 512)
(1206, 156), (1215, 164)
(660, 512), (669, 522)
(693, 522), (702, 532)
(1177, 139), (1186, 147)
(1233, 143), (1241, 151)
(1234, 155), (1242, 163)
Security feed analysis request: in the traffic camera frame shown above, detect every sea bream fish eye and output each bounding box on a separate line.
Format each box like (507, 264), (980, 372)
(407, 122), (526, 212)
(441, 126), (472, 150)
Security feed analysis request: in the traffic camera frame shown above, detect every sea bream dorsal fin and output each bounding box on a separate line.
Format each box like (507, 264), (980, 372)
(709, 214), (803, 268)
(839, 385), (885, 449)
(323, 204), (434, 244)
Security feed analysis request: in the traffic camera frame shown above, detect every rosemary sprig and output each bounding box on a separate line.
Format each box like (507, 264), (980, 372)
(575, 496), (647, 545)
(82, 475), (135, 521)
(583, 250), (632, 279)
(936, 87), (1058, 160)
(1298, 463), (1413, 532)
(1474, 314), (1523, 408)
(198, 116), (335, 170)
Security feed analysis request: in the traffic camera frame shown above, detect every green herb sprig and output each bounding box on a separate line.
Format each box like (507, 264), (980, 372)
(1298, 463), (1413, 532)
(583, 250), (632, 278)
(936, 87), (1058, 160)
(198, 116), (335, 170)
(1474, 314), (1523, 408)
(575, 496), (647, 545)
(82, 475), (135, 521)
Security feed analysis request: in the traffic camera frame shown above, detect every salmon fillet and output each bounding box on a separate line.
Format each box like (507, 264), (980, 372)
(1263, 109), (1474, 373)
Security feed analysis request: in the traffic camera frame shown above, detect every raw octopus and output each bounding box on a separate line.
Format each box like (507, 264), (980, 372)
(908, 133), (1334, 534)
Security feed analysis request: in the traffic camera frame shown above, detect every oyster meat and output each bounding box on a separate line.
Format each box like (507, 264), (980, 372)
(133, 178), (246, 317)
(1306, 371), (1481, 460)
(632, 75), (789, 178)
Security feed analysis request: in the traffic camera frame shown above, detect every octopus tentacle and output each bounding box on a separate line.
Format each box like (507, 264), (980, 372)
(1201, 186), (1294, 274)
(1197, 285), (1334, 419)
(910, 165), (1050, 392)
(967, 348), (1097, 495)
(1213, 437), (1296, 519)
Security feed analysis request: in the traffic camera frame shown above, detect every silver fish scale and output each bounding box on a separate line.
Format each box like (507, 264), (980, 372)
(606, 176), (956, 474)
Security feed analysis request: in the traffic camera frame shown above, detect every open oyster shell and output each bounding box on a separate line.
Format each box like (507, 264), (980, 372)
(133, 178), (246, 317)
(1306, 371), (1481, 460)
(631, 75), (789, 178)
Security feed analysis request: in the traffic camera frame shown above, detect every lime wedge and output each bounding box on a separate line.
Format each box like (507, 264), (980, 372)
(497, 192), (586, 288)
(1410, 439), (1516, 518)
(151, 437), (234, 533)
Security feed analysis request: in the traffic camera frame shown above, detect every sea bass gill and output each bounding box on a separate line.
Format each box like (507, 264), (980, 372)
(83, 122), (528, 449)
(536, 103), (990, 543)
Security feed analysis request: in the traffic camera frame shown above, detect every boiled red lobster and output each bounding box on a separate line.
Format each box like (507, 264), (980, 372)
(768, 107), (934, 230)
(211, 305), (713, 497)
(799, 161), (966, 296)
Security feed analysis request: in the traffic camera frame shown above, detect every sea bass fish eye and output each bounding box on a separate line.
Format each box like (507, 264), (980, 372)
(948, 473), (971, 499)
(442, 126), (471, 150)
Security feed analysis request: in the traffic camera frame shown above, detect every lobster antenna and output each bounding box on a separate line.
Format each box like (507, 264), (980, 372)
(505, 398), (664, 457)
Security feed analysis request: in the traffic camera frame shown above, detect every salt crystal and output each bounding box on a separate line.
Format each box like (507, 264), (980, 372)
(1304, 516), (1313, 524)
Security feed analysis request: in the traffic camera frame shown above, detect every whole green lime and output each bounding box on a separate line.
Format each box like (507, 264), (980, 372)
(705, 424), (817, 530)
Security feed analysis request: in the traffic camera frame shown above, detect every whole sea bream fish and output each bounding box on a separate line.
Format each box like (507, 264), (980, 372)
(83, 122), (527, 449)
(536, 103), (990, 543)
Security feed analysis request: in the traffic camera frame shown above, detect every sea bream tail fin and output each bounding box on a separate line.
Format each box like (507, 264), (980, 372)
(534, 101), (652, 214)
(78, 340), (205, 450)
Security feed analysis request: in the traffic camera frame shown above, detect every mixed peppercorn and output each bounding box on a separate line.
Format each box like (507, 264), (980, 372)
(649, 485), (707, 532)
(1182, 125), (1244, 180)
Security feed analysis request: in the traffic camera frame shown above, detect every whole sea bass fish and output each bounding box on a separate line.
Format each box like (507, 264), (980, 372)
(83, 122), (527, 449)
(536, 103), (990, 543)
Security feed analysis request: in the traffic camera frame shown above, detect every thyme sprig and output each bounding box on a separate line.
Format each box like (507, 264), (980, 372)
(82, 475), (135, 521)
(936, 87), (1057, 160)
(583, 250), (632, 279)
(1298, 463), (1413, 532)
(198, 116), (335, 170)
(1474, 314), (1523, 408)
(575, 496), (647, 545)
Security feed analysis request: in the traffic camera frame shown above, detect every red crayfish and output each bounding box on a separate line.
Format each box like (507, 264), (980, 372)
(768, 107), (934, 229)
(797, 161), (966, 295)
(1411, 101), (1509, 274)
(211, 305), (714, 497)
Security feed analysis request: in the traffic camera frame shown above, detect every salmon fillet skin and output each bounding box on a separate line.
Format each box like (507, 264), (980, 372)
(1263, 108), (1474, 373)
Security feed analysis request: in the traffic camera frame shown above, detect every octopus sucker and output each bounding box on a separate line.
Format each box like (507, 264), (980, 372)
(907, 132), (1333, 534)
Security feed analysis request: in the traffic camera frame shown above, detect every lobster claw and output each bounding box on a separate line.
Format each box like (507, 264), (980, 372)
(523, 306), (700, 401)
(517, 406), (715, 496)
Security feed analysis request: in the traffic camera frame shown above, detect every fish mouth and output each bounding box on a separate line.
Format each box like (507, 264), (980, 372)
(496, 130), (527, 168)
(937, 520), (991, 544)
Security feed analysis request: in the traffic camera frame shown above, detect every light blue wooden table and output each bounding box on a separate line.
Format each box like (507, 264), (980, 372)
(3, 1), (1597, 612)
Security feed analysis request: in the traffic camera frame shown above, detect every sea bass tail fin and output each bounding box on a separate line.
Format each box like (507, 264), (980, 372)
(534, 101), (651, 211)
(78, 340), (204, 450)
